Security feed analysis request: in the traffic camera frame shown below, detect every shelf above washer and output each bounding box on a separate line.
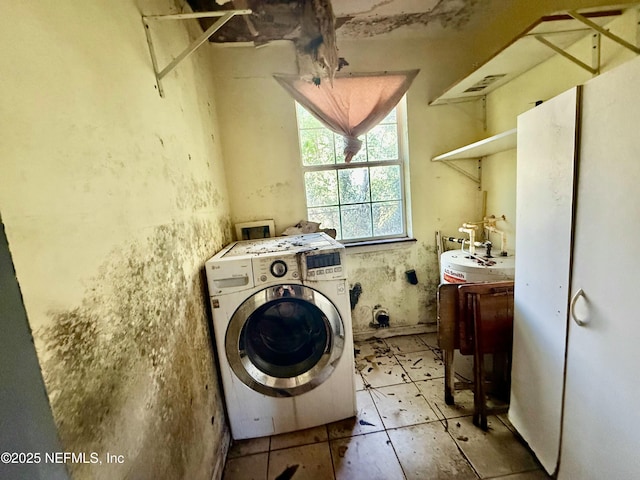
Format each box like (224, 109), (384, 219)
(433, 128), (517, 162)
(429, 7), (631, 105)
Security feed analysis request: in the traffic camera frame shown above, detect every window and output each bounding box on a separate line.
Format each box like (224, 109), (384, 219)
(296, 101), (409, 242)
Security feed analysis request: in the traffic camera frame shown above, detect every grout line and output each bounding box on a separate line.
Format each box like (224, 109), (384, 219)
(384, 429), (410, 480)
(325, 424), (338, 480)
(265, 435), (271, 479)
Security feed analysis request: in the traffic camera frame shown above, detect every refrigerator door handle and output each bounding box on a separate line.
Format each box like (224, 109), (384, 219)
(570, 288), (586, 326)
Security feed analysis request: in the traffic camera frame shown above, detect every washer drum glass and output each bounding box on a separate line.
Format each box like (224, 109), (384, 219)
(225, 284), (345, 397)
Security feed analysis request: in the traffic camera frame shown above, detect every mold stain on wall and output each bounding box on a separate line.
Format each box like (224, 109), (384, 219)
(38, 217), (231, 480)
(347, 247), (415, 329)
(418, 242), (441, 317)
(175, 177), (224, 211)
(346, 241), (442, 332)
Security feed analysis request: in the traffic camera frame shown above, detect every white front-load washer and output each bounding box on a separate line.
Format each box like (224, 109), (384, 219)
(205, 233), (356, 440)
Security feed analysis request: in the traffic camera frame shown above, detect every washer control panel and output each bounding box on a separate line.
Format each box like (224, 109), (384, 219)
(253, 256), (300, 285)
(304, 250), (345, 281)
(250, 246), (346, 285)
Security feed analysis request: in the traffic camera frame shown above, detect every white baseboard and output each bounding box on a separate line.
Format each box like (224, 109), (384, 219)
(353, 323), (437, 342)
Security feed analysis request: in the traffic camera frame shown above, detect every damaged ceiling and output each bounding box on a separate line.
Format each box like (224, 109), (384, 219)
(186, 0), (488, 80)
(187, 0), (485, 44)
(189, 0), (486, 45)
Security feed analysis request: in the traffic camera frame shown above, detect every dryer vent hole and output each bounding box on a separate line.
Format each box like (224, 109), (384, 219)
(371, 305), (390, 328)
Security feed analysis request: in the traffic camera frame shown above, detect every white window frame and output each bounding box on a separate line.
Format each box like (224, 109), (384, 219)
(296, 98), (411, 244)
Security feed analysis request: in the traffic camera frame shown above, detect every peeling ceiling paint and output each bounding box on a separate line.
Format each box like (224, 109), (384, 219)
(187, 0), (490, 43)
(336, 0), (483, 38)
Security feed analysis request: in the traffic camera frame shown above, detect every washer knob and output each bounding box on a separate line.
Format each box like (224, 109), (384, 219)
(270, 260), (288, 278)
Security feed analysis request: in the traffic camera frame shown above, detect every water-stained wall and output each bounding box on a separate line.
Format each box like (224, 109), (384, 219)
(0, 1), (232, 479)
(346, 242), (442, 332)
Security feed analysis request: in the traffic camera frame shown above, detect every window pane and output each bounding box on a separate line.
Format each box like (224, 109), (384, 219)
(370, 165), (401, 201)
(367, 124), (398, 161)
(296, 103), (324, 129)
(299, 129), (335, 166)
(335, 134), (367, 164)
(304, 171), (338, 207)
(341, 204), (372, 239)
(380, 109), (397, 124)
(307, 206), (341, 240)
(297, 101), (406, 243)
(373, 201), (403, 236)
(338, 168), (370, 204)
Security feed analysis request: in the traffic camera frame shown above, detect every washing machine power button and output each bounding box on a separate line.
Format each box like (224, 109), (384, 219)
(270, 260), (288, 278)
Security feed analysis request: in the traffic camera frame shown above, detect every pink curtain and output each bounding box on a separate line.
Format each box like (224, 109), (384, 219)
(274, 70), (419, 162)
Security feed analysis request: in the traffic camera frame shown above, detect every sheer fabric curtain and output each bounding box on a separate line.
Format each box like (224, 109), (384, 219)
(274, 70), (419, 162)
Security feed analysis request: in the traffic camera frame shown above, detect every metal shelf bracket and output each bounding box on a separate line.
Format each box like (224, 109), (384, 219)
(568, 10), (640, 55)
(534, 33), (600, 75)
(142, 9), (252, 97)
(535, 9), (640, 76)
(436, 159), (482, 188)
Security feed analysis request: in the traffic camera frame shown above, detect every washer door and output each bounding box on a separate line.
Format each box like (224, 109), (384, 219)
(225, 284), (345, 397)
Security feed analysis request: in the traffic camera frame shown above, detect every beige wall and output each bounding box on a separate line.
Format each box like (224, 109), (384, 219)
(0, 1), (232, 479)
(482, 7), (639, 250)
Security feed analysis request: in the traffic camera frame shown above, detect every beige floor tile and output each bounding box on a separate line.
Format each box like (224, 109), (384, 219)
(268, 442), (334, 480)
(227, 436), (270, 459)
(388, 423), (478, 480)
(270, 425), (328, 451)
(354, 339), (392, 359)
(415, 378), (475, 420)
(419, 332), (440, 350)
(331, 431), (406, 480)
(451, 415), (540, 479)
(328, 389), (384, 439)
(497, 413), (517, 434)
(396, 349), (445, 382)
(370, 382), (438, 429)
(386, 334), (430, 354)
(360, 354), (410, 388)
(223, 452), (268, 480)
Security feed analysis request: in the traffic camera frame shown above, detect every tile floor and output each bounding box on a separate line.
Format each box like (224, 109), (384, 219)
(222, 333), (550, 480)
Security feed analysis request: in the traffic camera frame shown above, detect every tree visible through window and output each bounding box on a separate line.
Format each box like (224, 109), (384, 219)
(296, 102), (407, 242)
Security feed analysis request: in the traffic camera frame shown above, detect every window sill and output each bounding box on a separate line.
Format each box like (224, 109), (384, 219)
(343, 237), (417, 252)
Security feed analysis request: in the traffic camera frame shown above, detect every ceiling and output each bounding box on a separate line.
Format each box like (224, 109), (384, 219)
(184, 1), (636, 84)
(186, 0), (490, 44)
(185, 0), (493, 80)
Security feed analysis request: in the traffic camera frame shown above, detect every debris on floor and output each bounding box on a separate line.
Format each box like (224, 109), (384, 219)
(275, 464), (299, 480)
